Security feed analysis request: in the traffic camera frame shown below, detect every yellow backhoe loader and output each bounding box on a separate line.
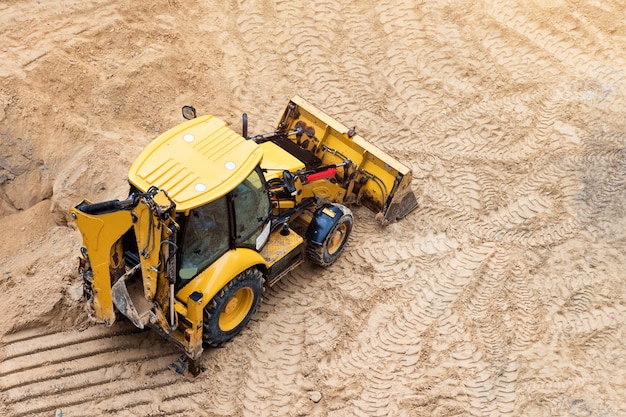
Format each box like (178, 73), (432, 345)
(70, 96), (417, 376)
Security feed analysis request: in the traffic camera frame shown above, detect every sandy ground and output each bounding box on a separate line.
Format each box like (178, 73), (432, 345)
(1, 0), (626, 416)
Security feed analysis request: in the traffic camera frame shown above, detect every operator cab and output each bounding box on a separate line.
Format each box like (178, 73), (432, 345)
(177, 166), (272, 284)
(127, 109), (272, 286)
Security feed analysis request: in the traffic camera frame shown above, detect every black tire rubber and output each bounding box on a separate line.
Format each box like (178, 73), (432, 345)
(306, 205), (353, 267)
(203, 268), (264, 346)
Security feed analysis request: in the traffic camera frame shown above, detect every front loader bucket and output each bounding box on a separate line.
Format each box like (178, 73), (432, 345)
(277, 96), (418, 224)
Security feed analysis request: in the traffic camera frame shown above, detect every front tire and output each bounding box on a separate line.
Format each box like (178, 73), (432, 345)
(306, 205), (353, 267)
(203, 268), (264, 346)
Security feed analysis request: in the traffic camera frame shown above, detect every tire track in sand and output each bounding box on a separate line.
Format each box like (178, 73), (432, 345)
(316, 243), (499, 416)
(483, 0), (625, 86)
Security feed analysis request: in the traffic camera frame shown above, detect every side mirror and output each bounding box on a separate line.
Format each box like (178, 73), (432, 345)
(182, 105), (197, 120)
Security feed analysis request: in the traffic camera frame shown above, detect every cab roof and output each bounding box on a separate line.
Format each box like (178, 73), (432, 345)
(128, 114), (262, 212)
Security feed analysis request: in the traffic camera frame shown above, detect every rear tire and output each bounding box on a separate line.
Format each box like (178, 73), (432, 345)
(306, 205), (353, 267)
(203, 268), (264, 346)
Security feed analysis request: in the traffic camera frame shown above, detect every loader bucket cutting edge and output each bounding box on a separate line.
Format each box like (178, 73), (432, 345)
(381, 178), (418, 224)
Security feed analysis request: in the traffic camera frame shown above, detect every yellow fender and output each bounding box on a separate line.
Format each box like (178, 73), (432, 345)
(175, 248), (268, 309)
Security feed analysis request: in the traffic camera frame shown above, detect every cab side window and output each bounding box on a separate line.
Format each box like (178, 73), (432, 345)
(179, 197), (230, 280)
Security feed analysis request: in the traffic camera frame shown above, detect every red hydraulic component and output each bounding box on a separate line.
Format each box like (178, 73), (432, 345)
(304, 168), (337, 183)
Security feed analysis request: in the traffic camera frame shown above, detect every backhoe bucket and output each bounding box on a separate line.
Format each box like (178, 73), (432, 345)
(277, 96), (418, 224)
(111, 264), (152, 329)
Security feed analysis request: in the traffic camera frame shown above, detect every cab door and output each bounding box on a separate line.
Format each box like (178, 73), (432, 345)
(231, 167), (272, 251)
(178, 196), (231, 282)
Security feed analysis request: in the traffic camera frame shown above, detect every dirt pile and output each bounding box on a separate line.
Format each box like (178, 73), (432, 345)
(1, 1), (626, 416)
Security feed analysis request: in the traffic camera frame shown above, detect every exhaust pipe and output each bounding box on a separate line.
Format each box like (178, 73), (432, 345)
(242, 113), (248, 139)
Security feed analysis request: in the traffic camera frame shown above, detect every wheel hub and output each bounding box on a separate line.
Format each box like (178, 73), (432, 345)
(219, 287), (254, 331)
(328, 223), (347, 255)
